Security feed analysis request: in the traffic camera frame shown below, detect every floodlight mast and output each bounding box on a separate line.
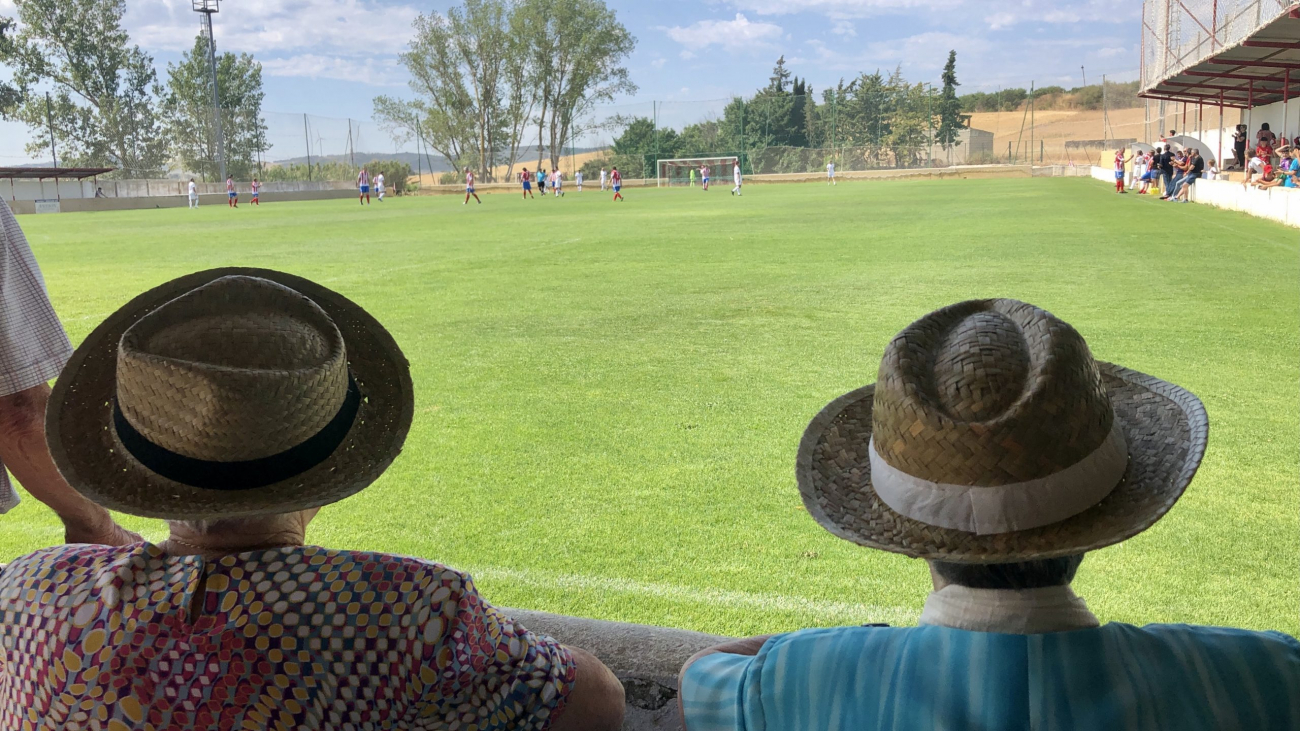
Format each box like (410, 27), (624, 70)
(193, 0), (225, 182)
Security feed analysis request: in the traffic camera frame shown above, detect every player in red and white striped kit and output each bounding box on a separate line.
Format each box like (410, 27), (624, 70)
(357, 168), (371, 205)
(611, 167), (623, 202)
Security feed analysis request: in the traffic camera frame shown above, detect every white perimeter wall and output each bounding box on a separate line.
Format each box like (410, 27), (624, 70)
(3, 178), (352, 202)
(1090, 165), (1300, 228)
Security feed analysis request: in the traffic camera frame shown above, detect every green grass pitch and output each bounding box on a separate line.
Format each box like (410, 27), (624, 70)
(5, 178), (1297, 637)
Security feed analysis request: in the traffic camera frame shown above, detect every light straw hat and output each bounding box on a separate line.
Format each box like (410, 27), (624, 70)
(796, 299), (1207, 563)
(46, 268), (414, 520)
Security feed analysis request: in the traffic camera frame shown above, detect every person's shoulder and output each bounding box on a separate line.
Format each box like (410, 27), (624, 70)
(1, 543), (150, 587)
(1110, 622), (1300, 655)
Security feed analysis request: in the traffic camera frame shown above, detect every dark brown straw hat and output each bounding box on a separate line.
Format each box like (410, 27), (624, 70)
(46, 268), (414, 520)
(796, 299), (1208, 563)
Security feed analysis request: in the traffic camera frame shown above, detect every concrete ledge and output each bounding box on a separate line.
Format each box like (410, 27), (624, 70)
(506, 608), (732, 731)
(10, 189), (359, 214)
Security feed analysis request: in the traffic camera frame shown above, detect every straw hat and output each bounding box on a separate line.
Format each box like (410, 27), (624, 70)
(796, 299), (1207, 563)
(46, 268), (414, 520)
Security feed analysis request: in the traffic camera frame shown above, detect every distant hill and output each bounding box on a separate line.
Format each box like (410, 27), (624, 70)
(270, 146), (610, 172)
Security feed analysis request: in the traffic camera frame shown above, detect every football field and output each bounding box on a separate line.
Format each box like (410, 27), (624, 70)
(6, 178), (1297, 636)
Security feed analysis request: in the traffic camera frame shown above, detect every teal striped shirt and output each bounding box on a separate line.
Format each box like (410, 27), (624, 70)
(681, 623), (1300, 730)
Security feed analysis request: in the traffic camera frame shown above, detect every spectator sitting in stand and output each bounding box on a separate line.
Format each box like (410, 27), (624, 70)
(1172, 149), (1204, 203)
(1252, 162), (1281, 190)
(0, 269), (626, 730)
(1257, 122), (1278, 152)
(1277, 146), (1298, 189)
(1244, 150), (1267, 189)
(1160, 150), (1188, 200)
(678, 299), (1300, 731)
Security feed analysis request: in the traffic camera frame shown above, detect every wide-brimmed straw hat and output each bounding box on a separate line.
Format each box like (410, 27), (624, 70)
(796, 299), (1208, 563)
(46, 268), (414, 520)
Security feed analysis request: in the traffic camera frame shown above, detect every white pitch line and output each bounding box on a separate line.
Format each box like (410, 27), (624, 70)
(461, 564), (921, 626)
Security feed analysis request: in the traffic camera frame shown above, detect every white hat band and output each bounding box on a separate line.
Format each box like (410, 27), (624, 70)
(870, 420), (1129, 536)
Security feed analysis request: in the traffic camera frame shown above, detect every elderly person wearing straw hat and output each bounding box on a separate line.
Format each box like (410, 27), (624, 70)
(0, 268), (624, 730)
(679, 299), (1300, 731)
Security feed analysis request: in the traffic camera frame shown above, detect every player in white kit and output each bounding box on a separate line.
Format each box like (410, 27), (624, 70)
(375, 172), (386, 201)
(188, 179), (199, 209)
(731, 162), (742, 196)
(575, 170), (583, 191)
(600, 168), (608, 191)
(827, 161), (836, 185)
(552, 168), (564, 197)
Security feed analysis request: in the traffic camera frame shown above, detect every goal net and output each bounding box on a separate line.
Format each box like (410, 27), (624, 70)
(656, 156), (740, 187)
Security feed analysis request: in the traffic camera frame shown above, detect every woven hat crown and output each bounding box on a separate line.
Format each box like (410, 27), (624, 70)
(116, 276), (349, 462)
(871, 299), (1114, 486)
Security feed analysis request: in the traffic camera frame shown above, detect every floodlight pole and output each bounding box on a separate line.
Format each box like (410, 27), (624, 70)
(194, 0), (225, 182)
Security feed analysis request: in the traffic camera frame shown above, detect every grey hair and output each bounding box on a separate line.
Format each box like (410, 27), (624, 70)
(932, 555), (1085, 591)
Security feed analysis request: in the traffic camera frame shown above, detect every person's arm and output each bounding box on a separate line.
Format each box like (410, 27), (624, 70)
(677, 635), (772, 730)
(0, 384), (139, 545)
(550, 646), (625, 731)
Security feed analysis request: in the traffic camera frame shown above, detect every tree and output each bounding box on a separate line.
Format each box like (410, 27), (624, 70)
(935, 50), (969, 162)
(0, 0), (168, 177)
(161, 35), (269, 181)
(533, 0), (636, 170)
(0, 18), (19, 117)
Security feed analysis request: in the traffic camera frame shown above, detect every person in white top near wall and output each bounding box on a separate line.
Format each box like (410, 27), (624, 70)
(826, 160), (836, 185)
(188, 179), (198, 209)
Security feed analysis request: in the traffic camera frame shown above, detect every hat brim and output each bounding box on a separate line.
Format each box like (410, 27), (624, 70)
(46, 268), (415, 520)
(796, 363), (1208, 563)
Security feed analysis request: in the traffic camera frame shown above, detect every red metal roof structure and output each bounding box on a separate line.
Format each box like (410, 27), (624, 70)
(1141, 3), (1300, 110)
(0, 167), (116, 180)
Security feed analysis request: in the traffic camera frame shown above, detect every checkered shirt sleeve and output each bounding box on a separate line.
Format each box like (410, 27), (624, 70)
(0, 198), (73, 513)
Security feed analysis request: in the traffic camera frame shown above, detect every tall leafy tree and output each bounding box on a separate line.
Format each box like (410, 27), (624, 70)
(162, 35), (269, 181)
(0, 17), (20, 117)
(533, 0), (636, 170)
(936, 50), (968, 161)
(0, 0), (167, 176)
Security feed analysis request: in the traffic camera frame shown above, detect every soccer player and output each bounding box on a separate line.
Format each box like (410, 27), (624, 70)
(521, 167), (534, 199)
(611, 166), (623, 201)
(1113, 149), (1130, 194)
(464, 170), (481, 205)
(226, 176), (238, 208)
(575, 170), (583, 192)
(701, 164), (710, 191)
(187, 178), (198, 209)
(376, 172), (386, 201)
(600, 168), (608, 191)
(827, 160), (837, 185)
(250, 177), (261, 206)
(689, 167), (697, 188)
(538, 168), (547, 196)
(552, 168), (564, 197)
(357, 168), (371, 205)
(731, 161), (742, 196)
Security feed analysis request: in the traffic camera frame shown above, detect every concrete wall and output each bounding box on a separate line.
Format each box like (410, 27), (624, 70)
(9, 187), (357, 214)
(508, 609), (731, 731)
(1090, 165), (1300, 228)
(4, 178), (355, 203)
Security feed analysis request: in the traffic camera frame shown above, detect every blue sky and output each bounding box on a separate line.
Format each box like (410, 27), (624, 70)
(1, 0), (1141, 163)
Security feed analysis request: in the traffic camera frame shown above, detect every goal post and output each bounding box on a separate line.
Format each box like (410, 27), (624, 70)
(655, 156), (742, 187)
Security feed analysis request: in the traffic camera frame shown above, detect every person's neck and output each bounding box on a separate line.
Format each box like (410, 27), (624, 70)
(160, 515), (309, 559)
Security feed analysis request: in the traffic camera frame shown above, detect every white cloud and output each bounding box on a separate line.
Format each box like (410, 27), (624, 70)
(726, 0), (946, 18)
(652, 57), (667, 68)
(663, 13), (784, 52)
(260, 54), (405, 87)
(1094, 46), (1129, 59)
(122, 0), (421, 57)
(832, 20), (857, 37)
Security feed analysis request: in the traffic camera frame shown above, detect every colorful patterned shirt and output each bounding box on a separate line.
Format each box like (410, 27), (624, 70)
(0, 543), (575, 730)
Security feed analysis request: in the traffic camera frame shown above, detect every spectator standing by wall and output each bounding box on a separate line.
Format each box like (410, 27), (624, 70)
(0, 199), (138, 545)
(1232, 124), (1249, 170)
